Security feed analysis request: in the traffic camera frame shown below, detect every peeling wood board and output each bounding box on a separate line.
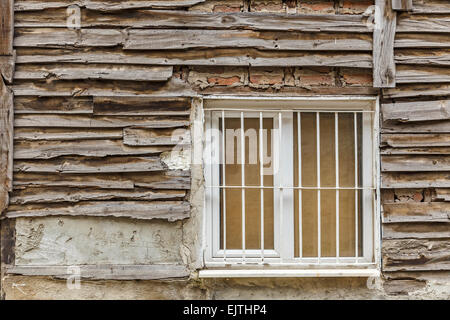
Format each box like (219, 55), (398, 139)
(93, 97), (191, 116)
(382, 99), (450, 122)
(373, 0), (396, 88)
(396, 66), (450, 83)
(382, 119), (450, 133)
(382, 172), (450, 188)
(123, 127), (191, 146)
(383, 202), (450, 222)
(14, 128), (123, 141)
(382, 155), (450, 171)
(395, 49), (450, 66)
(396, 13), (450, 33)
(0, 77), (13, 215)
(14, 96), (94, 114)
(411, 0), (450, 14)
(383, 223), (450, 239)
(382, 83), (450, 99)
(7, 264), (190, 280)
(0, 55), (15, 84)
(395, 34), (450, 48)
(6, 200), (190, 221)
(381, 134), (450, 147)
(392, 0), (413, 11)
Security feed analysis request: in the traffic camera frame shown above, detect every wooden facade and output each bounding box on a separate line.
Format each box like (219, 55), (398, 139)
(0, 0), (449, 297)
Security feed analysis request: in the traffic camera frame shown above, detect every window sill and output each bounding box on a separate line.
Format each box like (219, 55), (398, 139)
(198, 269), (380, 278)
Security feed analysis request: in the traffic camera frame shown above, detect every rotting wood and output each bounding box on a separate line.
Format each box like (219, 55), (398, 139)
(93, 97), (191, 116)
(0, 76), (13, 215)
(411, 0), (450, 14)
(382, 83), (450, 99)
(382, 134), (450, 147)
(0, 55), (15, 84)
(14, 65), (173, 82)
(0, 0), (13, 55)
(383, 223), (450, 239)
(7, 264), (190, 280)
(435, 188), (450, 201)
(395, 33), (450, 48)
(6, 200), (190, 221)
(396, 65), (450, 83)
(392, 0), (413, 11)
(14, 156), (166, 173)
(16, 10), (373, 32)
(396, 13), (450, 33)
(382, 119), (450, 133)
(382, 99), (450, 122)
(383, 239), (450, 271)
(395, 49), (450, 66)
(123, 127), (191, 146)
(14, 0), (206, 11)
(14, 128), (123, 141)
(373, 0), (396, 88)
(13, 140), (173, 159)
(382, 172), (450, 188)
(381, 155), (450, 171)
(383, 202), (450, 222)
(10, 187), (186, 204)
(381, 146), (450, 155)
(15, 96), (93, 114)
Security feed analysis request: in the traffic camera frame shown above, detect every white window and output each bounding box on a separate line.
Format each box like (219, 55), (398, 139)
(202, 98), (380, 277)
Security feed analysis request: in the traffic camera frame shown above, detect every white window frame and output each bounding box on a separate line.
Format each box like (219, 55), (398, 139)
(200, 96), (381, 278)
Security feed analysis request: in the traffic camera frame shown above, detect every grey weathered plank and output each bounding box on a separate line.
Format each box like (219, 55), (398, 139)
(14, 128), (123, 141)
(0, 55), (15, 84)
(382, 83), (450, 99)
(17, 9), (372, 32)
(383, 223), (450, 239)
(382, 99), (450, 122)
(14, 156), (165, 173)
(6, 200), (190, 221)
(7, 264), (190, 280)
(382, 172), (450, 188)
(14, 65), (173, 82)
(15, 48), (374, 67)
(12, 78), (197, 97)
(435, 188), (450, 201)
(15, 96), (93, 114)
(14, 140), (172, 159)
(395, 50), (450, 66)
(383, 239), (450, 271)
(395, 33), (450, 48)
(382, 120), (450, 133)
(397, 13), (450, 33)
(0, 77), (13, 214)
(93, 97), (190, 116)
(10, 187), (186, 204)
(373, 0), (396, 88)
(123, 128), (190, 146)
(15, 114), (188, 128)
(381, 146), (450, 155)
(125, 29), (372, 51)
(382, 134), (450, 147)
(396, 66), (450, 83)
(392, 0), (413, 11)
(412, 0), (450, 14)
(15, 0), (206, 11)
(383, 202), (450, 222)
(0, 0), (13, 55)
(382, 155), (450, 171)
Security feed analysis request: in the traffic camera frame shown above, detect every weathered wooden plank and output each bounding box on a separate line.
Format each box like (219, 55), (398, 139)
(382, 120), (450, 133)
(395, 49), (450, 66)
(412, 0), (450, 14)
(373, 0), (396, 88)
(125, 29), (372, 51)
(15, 48), (374, 67)
(435, 188), (450, 201)
(12, 78), (197, 97)
(16, 10), (372, 32)
(382, 83), (450, 99)
(0, 0), (13, 55)
(383, 239), (450, 271)
(14, 96), (93, 114)
(382, 134), (450, 147)
(381, 146), (450, 155)
(382, 155), (450, 171)
(396, 66), (450, 83)
(14, 127), (123, 141)
(15, 0), (206, 11)
(383, 202), (450, 222)
(93, 97), (190, 116)
(395, 33), (450, 48)
(397, 13), (450, 33)
(1, 218), (15, 278)
(0, 55), (15, 84)
(10, 187), (185, 204)
(14, 65), (173, 82)
(6, 200), (190, 221)
(123, 128), (190, 146)
(0, 77), (13, 214)
(14, 156), (165, 173)
(382, 99), (450, 122)
(15, 114), (188, 128)
(13, 171), (190, 190)
(7, 264), (190, 280)
(382, 172), (450, 188)
(383, 223), (450, 239)
(14, 140), (173, 159)
(392, 0), (413, 11)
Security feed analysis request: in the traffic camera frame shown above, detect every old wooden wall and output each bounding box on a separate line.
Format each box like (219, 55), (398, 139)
(380, 0), (450, 294)
(0, 0), (448, 297)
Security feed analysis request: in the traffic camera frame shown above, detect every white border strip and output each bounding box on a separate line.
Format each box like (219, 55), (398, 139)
(199, 269), (380, 278)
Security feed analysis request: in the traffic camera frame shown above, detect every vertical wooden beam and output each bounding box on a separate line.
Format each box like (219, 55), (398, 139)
(373, 0), (397, 88)
(0, 218), (15, 299)
(0, 76), (13, 216)
(0, 0), (13, 55)
(391, 0), (413, 11)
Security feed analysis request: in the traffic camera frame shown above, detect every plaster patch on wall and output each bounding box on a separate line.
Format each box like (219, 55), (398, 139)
(15, 217), (184, 266)
(161, 149), (191, 171)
